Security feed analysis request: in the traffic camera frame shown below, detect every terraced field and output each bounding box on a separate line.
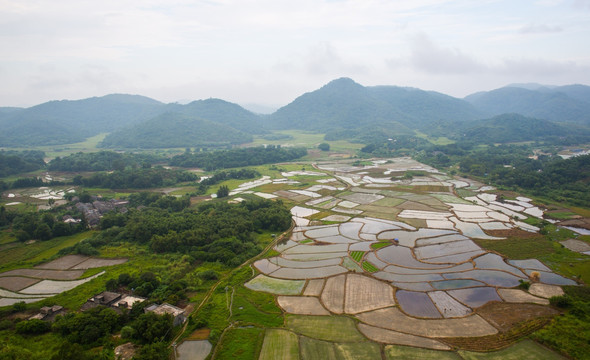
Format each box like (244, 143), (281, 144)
(203, 158), (575, 358)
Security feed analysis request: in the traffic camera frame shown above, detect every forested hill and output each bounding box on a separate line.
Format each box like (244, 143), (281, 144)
(455, 114), (590, 144)
(464, 84), (590, 124)
(98, 112), (253, 149)
(165, 98), (266, 134)
(0, 94), (164, 146)
(0, 95), (263, 147)
(266, 78), (482, 134)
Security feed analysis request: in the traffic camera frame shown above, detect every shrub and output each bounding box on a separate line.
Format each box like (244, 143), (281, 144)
(15, 319), (50, 334)
(550, 294), (573, 308)
(518, 279), (531, 290)
(318, 143), (330, 151)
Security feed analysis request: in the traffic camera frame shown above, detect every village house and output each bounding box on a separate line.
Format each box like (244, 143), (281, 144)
(144, 303), (187, 327)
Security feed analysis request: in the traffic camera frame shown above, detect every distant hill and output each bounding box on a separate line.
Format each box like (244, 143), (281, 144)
(0, 94), (165, 146)
(0, 95), (264, 147)
(464, 85), (590, 124)
(456, 113), (590, 144)
(165, 98), (266, 134)
(99, 112), (252, 149)
(267, 78), (482, 140)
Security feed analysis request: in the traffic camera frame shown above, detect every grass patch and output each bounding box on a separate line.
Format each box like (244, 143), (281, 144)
(231, 286), (283, 327)
(475, 235), (589, 287)
(259, 329), (299, 360)
(0, 330), (65, 359)
(569, 206), (590, 218)
(215, 326), (265, 360)
(371, 241), (391, 250)
(0, 231), (95, 273)
(286, 315), (365, 342)
(350, 251), (365, 262)
(457, 188), (477, 198)
(385, 345), (461, 359)
(245, 275), (305, 295)
(300, 337), (338, 359)
(342, 257), (363, 273)
(459, 339), (566, 360)
(545, 211), (578, 220)
(361, 261), (379, 273)
(336, 342), (382, 359)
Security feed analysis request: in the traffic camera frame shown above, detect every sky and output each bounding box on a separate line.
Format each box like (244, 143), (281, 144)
(1, 0), (589, 109)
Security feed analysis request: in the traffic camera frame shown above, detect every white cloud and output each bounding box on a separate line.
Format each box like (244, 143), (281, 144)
(519, 23), (563, 33)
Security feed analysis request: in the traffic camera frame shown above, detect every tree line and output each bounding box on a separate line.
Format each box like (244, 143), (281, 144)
(169, 146), (307, 170)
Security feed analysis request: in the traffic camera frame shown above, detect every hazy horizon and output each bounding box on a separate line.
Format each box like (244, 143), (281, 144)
(1, 1), (589, 108)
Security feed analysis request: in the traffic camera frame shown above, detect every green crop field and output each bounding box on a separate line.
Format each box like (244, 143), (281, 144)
(0, 231), (95, 272)
(335, 342), (382, 359)
(259, 329), (300, 360)
(362, 261), (380, 273)
(215, 327), (265, 360)
(371, 241), (391, 250)
(385, 345), (462, 360)
(350, 251), (365, 262)
(459, 339), (565, 360)
(286, 315), (365, 342)
(300, 337), (339, 360)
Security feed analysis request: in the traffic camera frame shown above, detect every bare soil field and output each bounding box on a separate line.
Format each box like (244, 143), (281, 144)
(0, 276), (40, 292)
(34, 254), (88, 269)
(0, 268), (84, 280)
(71, 257), (127, 269)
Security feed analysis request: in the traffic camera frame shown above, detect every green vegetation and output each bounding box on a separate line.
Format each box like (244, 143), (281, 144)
(245, 275), (305, 295)
(169, 145), (307, 170)
(0, 150), (46, 177)
(371, 241), (391, 250)
(73, 166), (198, 189)
(286, 315), (365, 342)
(300, 337), (338, 359)
(48, 151), (163, 171)
(458, 339), (566, 360)
(215, 327), (264, 359)
(318, 143), (330, 151)
(385, 345), (461, 359)
(0, 231), (94, 273)
(350, 251), (364, 262)
(531, 287), (590, 359)
(100, 112), (252, 149)
(362, 261), (380, 273)
(259, 329), (299, 360)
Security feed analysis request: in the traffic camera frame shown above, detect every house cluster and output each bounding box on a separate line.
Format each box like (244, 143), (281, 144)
(81, 291), (146, 312)
(81, 291), (187, 326)
(28, 305), (65, 321)
(74, 198), (128, 227)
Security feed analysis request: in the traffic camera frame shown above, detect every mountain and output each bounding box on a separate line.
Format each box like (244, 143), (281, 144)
(464, 85), (590, 124)
(165, 98), (265, 134)
(98, 112), (252, 149)
(0, 94), (165, 146)
(267, 78), (482, 139)
(0, 95), (264, 147)
(456, 113), (590, 144)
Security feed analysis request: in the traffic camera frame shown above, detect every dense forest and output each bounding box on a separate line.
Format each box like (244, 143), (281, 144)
(0, 150), (46, 177)
(72, 167), (198, 189)
(417, 144), (590, 205)
(99, 113), (253, 149)
(77, 197), (292, 266)
(48, 151), (164, 172)
(169, 146), (307, 170)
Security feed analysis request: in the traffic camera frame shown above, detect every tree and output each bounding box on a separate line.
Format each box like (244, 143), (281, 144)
(216, 185), (229, 198)
(15, 319), (50, 334)
(318, 143), (330, 151)
(134, 342), (170, 360)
